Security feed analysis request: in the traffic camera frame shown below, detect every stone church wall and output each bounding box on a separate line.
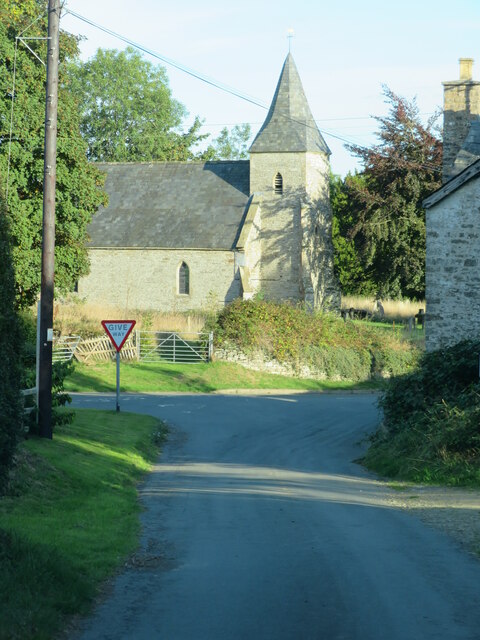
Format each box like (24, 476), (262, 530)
(426, 177), (480, 350)
(78, 248), (241, 312)
(248, 151), (338, 307)
(250, 152), (306, 301)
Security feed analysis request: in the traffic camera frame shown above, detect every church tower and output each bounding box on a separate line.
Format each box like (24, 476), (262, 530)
(247, 54), (339, 309)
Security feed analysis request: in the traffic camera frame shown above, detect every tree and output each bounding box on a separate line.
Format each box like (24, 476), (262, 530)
(67, 47), (207, 162)
(0, 1), (107, 308)
(202, 124), (252, 160)
(0, 185), (23, 492)
(334, 87), (442, 299)
(330, 173), (376, 296)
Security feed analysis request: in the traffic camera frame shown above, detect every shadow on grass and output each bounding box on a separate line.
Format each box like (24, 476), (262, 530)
(66, 368), (115, 393)
(0, 528), (94, 640)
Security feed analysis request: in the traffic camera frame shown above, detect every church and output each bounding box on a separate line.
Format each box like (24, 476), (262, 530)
(77, 54), (340, 312)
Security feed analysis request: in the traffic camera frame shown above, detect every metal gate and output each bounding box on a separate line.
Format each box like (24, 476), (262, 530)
(52, 335), (81, 362)
(136, 331), (213, 363)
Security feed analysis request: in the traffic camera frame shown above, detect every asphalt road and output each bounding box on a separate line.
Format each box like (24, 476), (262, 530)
(72, 393), (480, 640)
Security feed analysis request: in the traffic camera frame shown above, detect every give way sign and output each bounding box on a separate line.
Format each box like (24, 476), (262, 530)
(101, 320), (136, 352)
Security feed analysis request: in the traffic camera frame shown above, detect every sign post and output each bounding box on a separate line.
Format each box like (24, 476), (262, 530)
(101, 320), (136, 412)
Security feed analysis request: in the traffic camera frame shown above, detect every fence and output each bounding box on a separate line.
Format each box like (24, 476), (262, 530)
(137, 331), (212, 363)
(52, 335), (82, 362)
(51, 331), (213, 364)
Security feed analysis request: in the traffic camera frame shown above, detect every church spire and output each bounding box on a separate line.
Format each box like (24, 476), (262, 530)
(250, 54), (330, 155)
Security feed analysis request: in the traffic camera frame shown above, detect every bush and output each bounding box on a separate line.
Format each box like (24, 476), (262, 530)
(0, 192), (23, 492)
(26, 361), (75, 434)
(214, 298), (418, 381)
(305, 345), (372, 381)
(365, 340), (480, 485)
(379, 339), (480, 434)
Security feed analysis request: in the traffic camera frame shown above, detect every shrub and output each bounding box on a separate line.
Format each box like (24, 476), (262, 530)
(214, 298), (417, 380)
(0, 192), (23, 492)
(305, 345), (372, 381)
(365, 340), (480, 484)
(26, 361), (75, 434)
(379, 339), (480, 434)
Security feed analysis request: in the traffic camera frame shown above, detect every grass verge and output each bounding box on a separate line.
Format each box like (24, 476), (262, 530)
(64, 360), (382, 394)
(0, 409), (164, 640)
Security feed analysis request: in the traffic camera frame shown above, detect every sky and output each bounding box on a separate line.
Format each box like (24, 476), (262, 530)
(60, 0), (480, 176)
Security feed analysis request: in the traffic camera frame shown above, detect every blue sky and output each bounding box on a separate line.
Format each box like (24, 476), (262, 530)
(61, 0), (480, 175)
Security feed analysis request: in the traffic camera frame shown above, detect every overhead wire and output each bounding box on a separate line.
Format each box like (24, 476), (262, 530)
(61, 7), (442, 175)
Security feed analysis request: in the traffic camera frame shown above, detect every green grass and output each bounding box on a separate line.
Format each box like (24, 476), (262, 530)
(64, 360), (382, 394)
(0, 409), (164, 640)
(358, 319), (425, 344)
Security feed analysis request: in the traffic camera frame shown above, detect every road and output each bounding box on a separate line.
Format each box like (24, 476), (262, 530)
(72, 392), (480, 640)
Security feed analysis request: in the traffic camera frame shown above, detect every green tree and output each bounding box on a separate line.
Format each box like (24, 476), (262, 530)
(67, 47), (207, 162)
(202, 123), (252, 160)
(336, 87), (442, 299)
(330, 173), (376, 295)
(0, 2), (107, 308)
(0, 184), (23, 492)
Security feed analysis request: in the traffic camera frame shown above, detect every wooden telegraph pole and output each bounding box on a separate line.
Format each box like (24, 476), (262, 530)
(38, 0), (61, 439)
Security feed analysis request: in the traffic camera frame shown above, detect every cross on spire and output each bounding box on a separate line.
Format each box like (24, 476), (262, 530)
(287, 28), (294, 53)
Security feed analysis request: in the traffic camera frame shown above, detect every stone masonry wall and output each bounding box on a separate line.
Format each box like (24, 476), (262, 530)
(250, 152), (306, 301)
(249, 152), (339, 308)
(78, 248), (241, 312)
(304, 152), (341, 309)
(426, 177), (480, 350)
(242, 203), (262, 294)
(443, 80), (480, 182)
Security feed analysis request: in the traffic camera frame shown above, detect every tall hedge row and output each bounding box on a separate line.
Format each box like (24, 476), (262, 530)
(0, 190), (23, 492)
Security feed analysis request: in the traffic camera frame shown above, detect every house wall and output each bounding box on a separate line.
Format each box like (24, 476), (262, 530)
(78, 248), (241, 312)
(442, 59), (480, 182)
(426, 177), (480, 350)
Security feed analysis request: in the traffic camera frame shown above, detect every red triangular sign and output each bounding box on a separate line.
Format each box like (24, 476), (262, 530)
(101, 320), (136, 352)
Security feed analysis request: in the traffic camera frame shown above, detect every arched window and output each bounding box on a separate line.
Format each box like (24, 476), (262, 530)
(274, 172), (283, 195)
(178, 261), (190, 295)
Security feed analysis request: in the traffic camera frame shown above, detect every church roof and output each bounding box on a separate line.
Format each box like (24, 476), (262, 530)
(87, 161), (250, 250)
(249, 53), (330, 155)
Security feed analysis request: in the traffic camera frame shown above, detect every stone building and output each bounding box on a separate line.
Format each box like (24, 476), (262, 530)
(424, 59), (480, 350)
(78, 54), (339, 312)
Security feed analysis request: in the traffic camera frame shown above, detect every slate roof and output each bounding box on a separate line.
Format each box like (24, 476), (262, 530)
(423, 157), (480, 208)
(452, 120), (480, 175)
(87, 161), (250, 250)
(249, 53), (330, 155)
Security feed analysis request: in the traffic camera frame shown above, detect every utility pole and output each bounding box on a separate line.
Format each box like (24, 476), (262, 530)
(38, 0), (60, 439)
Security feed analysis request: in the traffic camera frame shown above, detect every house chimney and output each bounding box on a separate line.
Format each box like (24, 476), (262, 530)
(459, 58), (474, 81)
(442, 58), (480, 182)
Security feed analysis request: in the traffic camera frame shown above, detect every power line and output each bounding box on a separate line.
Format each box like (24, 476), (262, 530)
(63, 9), (267, 110)
(62, 8), (442, 174)
(62, 9), (373, 148)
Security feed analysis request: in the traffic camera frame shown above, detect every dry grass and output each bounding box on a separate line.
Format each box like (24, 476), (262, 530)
(53, 299), (207, 336)
(53, 296), (425, 337)
(341, 295), (426, 321)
